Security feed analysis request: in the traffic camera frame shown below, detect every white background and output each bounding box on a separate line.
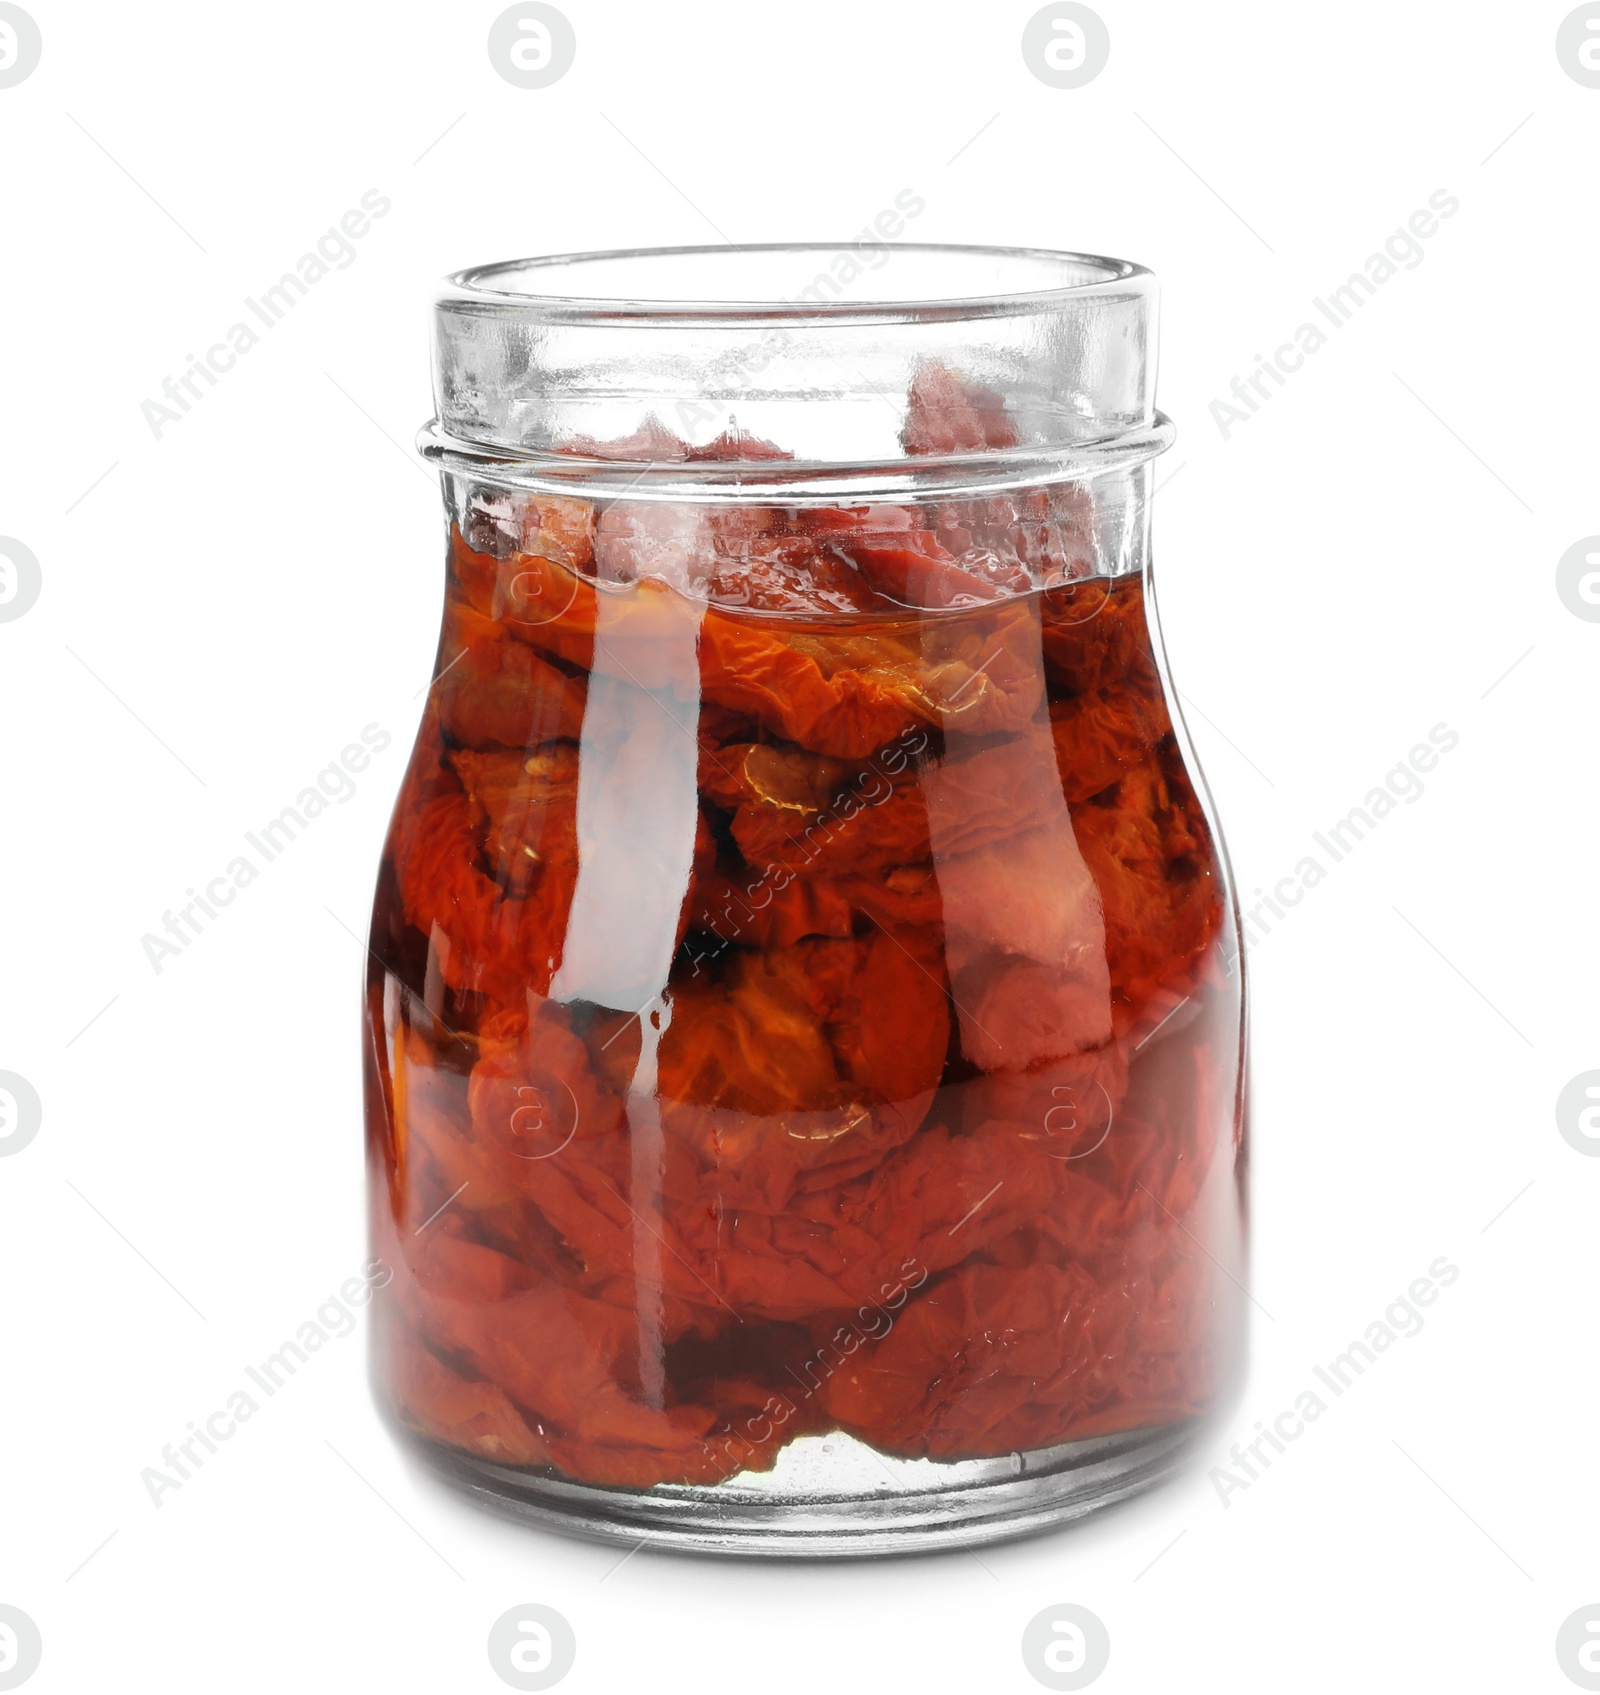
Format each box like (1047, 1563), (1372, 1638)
(2, 2), (1596, 1691)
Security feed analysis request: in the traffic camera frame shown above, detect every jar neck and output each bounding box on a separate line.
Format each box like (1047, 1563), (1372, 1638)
(430, 244), (1164, 467)
(427, 244), (1172, 582)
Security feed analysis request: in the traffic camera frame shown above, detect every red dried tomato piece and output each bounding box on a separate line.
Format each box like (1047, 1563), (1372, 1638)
(928, 482), (1099, 586)
(798, 493), (1030, 603)
(820, 1260), (1110, 1456)
(724, 761), (930, 876)
(696, 594), (1047, 759)
(449, 745), (581, 898)
(454, 491), (595, 575)
(702, 532), (894, 615)
(707, 728), (1065, 882)
(696, 615), (923, 758)
(386, 1017), (611, 1282)
(950, 954), (1113, 1072)
(685, 424), (793, 462)
(1049, 648), (1170, 801)
(900, 363), (1021, 455)
(561, 414), (691, 463)
(387, 739), (576, 1004)
(435, 603), (588, 751)
(797, 504), (923, 538)
(825, 530), (1011, 610)
(1039, 571), (1147, 693)
(687, 859), (943, 951)
(451, 529), (599, 674)
(391, 1230), (766, 1486)
(816, 1170), (1227, 1462)
(382, 1327), (552, 1466)
(686, 1114), (1078, 1316)
(1069, 745), (1223, 1017)
(657, 930), (950, 1192)
(688, 856), (858, 949)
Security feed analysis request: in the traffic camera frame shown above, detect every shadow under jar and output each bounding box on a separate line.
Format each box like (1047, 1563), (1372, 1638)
(363, 244), (1249, 1556)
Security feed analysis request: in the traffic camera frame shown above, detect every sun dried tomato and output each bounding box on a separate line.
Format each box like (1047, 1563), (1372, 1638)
(368, 387), (1240, 1493)
(900, 364), (1021, 455)
(436, 602), (588, 752)
(387, 735), (577, 1003)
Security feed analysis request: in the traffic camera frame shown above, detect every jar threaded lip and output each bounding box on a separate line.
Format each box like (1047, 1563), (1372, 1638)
(429, 241), (1163, 476)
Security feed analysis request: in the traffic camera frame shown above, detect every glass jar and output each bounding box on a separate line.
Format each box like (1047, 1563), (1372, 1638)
(363, 244), (1248, 1556)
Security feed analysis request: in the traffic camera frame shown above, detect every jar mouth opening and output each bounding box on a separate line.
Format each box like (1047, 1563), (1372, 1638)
(440, 243), (1144, 325)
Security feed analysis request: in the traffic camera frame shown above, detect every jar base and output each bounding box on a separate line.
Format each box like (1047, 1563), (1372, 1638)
(400, 1417), (1216, 1559)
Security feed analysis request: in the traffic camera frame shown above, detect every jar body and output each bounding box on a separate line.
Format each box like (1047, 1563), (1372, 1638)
(364, 250), (1247, 1554)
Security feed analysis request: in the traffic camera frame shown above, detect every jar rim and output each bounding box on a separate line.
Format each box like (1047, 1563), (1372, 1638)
(438, 242), (1148, 326)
